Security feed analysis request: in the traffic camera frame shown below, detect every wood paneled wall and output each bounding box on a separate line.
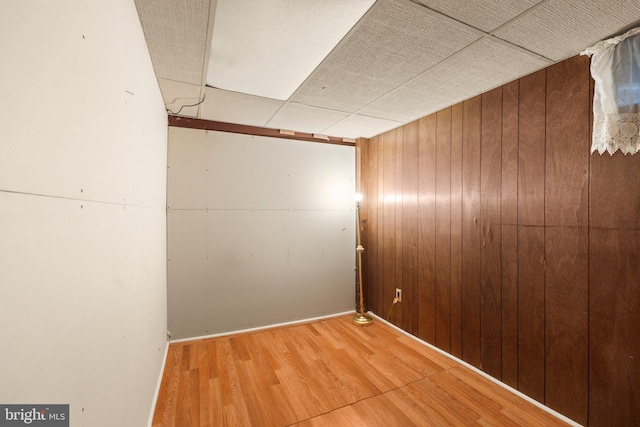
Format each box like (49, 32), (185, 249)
(358, 54), (640, 427)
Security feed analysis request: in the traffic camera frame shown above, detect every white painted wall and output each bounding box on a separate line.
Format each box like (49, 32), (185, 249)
(0, 1), (167, 426)
(167, 128), (355, 339)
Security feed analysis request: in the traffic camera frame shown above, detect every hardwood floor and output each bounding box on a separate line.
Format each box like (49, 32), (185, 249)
(152, 315), (570, 426)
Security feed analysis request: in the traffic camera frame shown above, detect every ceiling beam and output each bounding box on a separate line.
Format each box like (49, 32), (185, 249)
(168, 115), (356, 147)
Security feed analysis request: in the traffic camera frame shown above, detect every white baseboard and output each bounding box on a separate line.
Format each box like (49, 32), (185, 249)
(369, 312), (582, 427)
(170, 310), (355, 344)
(147, 340), (170, 427)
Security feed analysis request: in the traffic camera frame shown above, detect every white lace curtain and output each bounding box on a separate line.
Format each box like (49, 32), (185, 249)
(582, 27), (640, 155)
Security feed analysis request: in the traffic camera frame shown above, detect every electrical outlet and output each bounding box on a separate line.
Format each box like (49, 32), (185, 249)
(395, 288), (402, 302)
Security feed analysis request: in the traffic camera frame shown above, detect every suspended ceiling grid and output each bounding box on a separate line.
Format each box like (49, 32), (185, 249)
(135, 0), (640, 139)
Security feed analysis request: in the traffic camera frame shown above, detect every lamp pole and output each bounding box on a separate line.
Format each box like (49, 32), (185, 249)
(352, 199), (373, 326)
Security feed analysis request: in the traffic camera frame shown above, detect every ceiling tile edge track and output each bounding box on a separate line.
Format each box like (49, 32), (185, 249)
(402, 0), (554, 64)
(344, 0), (555, 123)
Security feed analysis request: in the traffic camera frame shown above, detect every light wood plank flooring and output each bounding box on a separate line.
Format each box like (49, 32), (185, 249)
(152, 315), (570, 426)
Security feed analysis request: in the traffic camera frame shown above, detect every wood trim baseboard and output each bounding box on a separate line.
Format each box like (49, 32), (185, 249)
(147, 340), (170, 427)
(168, 115), (356, 147)
(169, 311), (356, 343)
(369, 312), (583, 427)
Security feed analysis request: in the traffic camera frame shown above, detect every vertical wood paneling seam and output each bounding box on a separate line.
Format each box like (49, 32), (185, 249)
(387, 130), (398, 322)
(542, 69), (547, 405)
(479, 95), (483, 370)
(400, 129), (404, 325)
(516, 80), (521, 390)
(367, 139), (373, 313)
(586, 75), (593, 427)
(460, 105), (465, 360)
(460, 104), (465, 358)
(378, 136), (385, 316)
(515, 84), (520, 389)
(400, 130), (404, 327)
(381, 134), (385, 316)
(501, 90), (505, 376)
(499, 88), (504, 380)
(396, 128), (403, 326)
(395, 129), (399, 325)
(417, 127), (421, 336)
(449, 108), (453, 344)
(480, 89), (504, 377)
(374, 138), (379, 314)
(435, 118), (438, 339)
(358, 141), (361, 311)
(375, 137), (378, 314)
(376, 136), (379, 315)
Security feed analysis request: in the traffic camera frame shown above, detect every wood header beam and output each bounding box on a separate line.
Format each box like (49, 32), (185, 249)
(168, 115), (356, 147)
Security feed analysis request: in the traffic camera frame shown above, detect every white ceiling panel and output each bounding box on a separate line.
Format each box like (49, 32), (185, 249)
(361, 37), (550, 122)
(137, 0), (640, 139)
(493, 0), (640, 61)
(199, 87), (284, 127)
(266, 103), (350, 134)
(358, 85), (453, 122)
(135, 0), (211, 84)
(207, 0), (376, 100)
(322, 114), (403, 139)
(290, 0), (481, 112)
(158, 78), (203, 117)
(411, 0), (543, 32)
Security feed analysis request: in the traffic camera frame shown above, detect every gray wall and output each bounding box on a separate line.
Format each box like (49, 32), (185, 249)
(167, 128), (355, 339)
(0, 1), (168, 426)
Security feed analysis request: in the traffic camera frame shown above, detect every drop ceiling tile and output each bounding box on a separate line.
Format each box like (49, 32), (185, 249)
(199, 87), (284, 127)
(358, 85), (453, 122)
(135, 0), (210, 84)
(493, 0), (640, 61)
(361, 37), (550, 122)
(291, 0), (480, 113)
(207, 0), (376, 100)
(265, 103), (350, 134)
(410, 0), (542, 32)
(158, 78), (202, 117)
(322, 114), (403, 139)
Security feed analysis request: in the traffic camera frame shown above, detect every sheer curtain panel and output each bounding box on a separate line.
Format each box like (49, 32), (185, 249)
(582, 27), (640, 155)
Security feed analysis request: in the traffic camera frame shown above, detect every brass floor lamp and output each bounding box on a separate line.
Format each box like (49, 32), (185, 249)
(352, 196), (373, 326)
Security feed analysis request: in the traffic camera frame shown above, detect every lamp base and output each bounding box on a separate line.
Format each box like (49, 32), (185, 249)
(352, 313), (373, 327)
